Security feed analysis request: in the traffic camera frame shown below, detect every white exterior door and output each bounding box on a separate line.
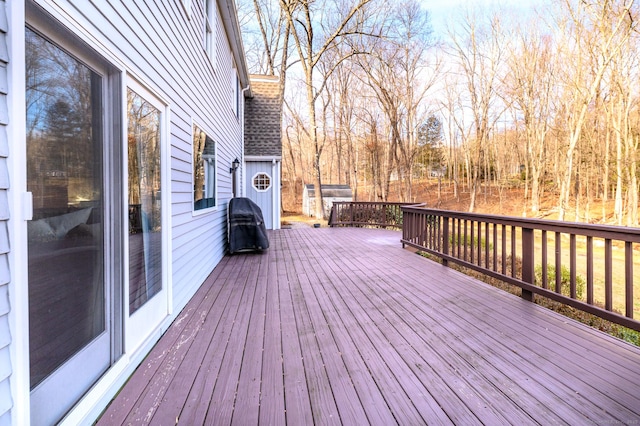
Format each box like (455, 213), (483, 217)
(246, 162), (274, 229)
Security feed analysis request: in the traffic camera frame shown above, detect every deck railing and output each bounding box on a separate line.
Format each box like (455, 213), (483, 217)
(401, 206), (640, 333)
(329, 202), (419, 229)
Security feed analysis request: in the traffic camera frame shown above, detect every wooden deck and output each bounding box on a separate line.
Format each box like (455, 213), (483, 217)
(98, 227), (640, 425)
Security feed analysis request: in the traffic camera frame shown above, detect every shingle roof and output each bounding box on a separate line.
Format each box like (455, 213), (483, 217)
(244, 75), (282, 157)
(304, 184), (353, 198)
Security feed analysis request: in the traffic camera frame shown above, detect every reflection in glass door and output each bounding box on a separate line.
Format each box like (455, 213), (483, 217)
(26, 27), (111, 424)
(127, 88), (162, 314)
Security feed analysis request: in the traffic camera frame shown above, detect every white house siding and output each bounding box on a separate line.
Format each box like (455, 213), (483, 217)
(0, 0), (10, 424)
(4, 0), (248, 423)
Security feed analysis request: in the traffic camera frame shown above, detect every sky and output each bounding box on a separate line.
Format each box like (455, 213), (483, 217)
(420, 0), (542, 36)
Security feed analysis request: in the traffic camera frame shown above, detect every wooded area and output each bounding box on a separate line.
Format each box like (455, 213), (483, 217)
(238, 0), (640, 225)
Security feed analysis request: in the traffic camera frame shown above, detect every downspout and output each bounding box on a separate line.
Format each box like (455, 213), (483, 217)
(240, 84), (250, 197)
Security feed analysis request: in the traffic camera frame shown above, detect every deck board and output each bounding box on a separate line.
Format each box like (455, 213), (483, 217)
(98, 227), (640, 425)
(256, 244), (286, 426)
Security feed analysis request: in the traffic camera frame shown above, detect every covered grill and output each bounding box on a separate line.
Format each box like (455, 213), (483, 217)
(228, 197), (269, 254)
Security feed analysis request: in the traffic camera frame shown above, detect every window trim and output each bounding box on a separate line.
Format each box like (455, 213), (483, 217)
(252, 172), (272, 193)
(192, 120), (218, 215)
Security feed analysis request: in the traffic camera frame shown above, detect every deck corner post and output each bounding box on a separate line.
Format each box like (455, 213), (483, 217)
(521, 227), (535, 302)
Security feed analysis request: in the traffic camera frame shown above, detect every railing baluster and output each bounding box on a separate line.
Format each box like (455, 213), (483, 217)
(502, 225), (507, 275)
(541, 230), (547, 289)
(605, 239), (612, 311)
(485, 222), (490, 269)
(511, 226), (516, 278)
(350, 203), (354, 225)
(443, 217), (449, 266)
(555, 232), (562, 294)
(570, 234), (577, 299)
(587, 236), (593, 305)
(451, 217), (456, 255)
(626, 241), (633, 319)
(438, 216), (442, 250)
(464, 220), (469, 262)
(457, 218), (462, 258)
(478, 221), (483, 267)
(493, 223), (498, 271)
(470, 221), (475, 264)
(422, 213), (426, 246)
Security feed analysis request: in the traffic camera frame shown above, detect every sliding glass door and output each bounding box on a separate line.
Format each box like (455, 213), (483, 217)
(26, 26), (115, 425)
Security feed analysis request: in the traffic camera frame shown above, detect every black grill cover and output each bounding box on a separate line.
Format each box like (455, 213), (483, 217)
(228, 197), (269, 254)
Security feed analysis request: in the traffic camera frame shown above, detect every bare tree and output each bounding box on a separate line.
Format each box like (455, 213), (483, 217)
(280, 0), (376, 218)
(353, 0), (438, 201)
(504, 18), (556, 215)
(448, 7), (506, 212)
(555, 0), (637, 221)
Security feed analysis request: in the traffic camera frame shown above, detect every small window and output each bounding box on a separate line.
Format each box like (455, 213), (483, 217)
(181, 0), (192, 18)
(205, 0), (217, 67)
(253, 173), (271, 192)
(193, 124), (216, 210)
(231, 63), (239, 118)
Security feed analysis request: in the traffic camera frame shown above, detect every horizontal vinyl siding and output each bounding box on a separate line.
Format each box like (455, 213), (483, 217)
(46, 0), (244, 309)
(0, 0), (10, 422)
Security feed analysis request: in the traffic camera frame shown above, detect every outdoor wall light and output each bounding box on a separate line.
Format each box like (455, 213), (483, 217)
(230, 157), (240, 173)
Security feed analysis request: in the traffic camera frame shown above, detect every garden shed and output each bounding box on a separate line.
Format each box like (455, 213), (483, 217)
(303, 184), (353, 218)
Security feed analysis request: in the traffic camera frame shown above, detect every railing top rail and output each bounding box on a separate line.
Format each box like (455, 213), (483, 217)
(333, 201), (419, 206)
(401, 206), (640, 241)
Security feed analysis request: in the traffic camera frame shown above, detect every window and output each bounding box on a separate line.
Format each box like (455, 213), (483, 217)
(193, 124), (216, 210)
(26, 25), (108, 389)
(231, 63), (239, 118)
(235, 76), (240, 117)
(253, 173), (271, 192)
(181, 0), (192, 18)
(205, 0), (216, 67)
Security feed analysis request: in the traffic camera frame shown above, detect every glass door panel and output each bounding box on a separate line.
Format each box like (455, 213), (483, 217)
(26, 26), (111, 424)
(127, 88), (162, 315)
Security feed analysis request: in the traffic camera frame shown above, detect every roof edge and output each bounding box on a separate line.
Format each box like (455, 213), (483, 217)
(219, 0), (251, 94)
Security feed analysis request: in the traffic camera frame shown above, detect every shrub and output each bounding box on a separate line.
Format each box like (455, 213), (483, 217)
(534, 264), (585, 300)
(385, 205), (403, 226)
(448, 234), (493, 251)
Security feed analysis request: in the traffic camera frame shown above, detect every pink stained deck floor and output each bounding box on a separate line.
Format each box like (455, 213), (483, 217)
(98, 227), (640, 425)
